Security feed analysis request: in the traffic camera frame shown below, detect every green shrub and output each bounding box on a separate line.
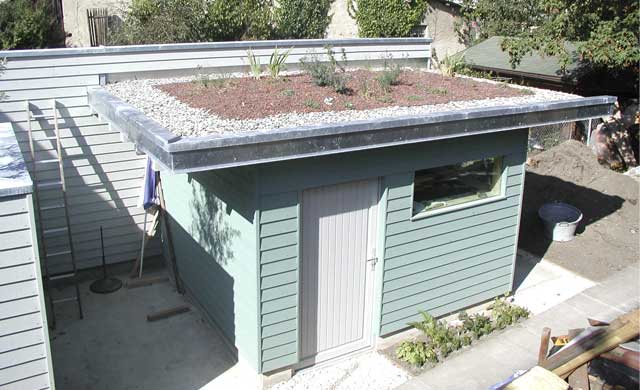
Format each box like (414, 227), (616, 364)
(110, 0), (275, 45)
(110, 0), (207, 44)
(439, 54), (467, 77)
(0, 0), (64, 50)
(300, 46), (350, 94)
(274, 0), (332, 39)
(348, 0), (428, 37)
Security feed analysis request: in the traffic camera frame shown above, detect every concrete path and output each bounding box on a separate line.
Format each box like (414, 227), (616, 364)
(397, 263), (640, 390)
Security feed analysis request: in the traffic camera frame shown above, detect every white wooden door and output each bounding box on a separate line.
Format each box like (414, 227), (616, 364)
(300, 179), (378, 366)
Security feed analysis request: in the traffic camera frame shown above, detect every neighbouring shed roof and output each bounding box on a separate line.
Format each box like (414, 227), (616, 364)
(0, 123), (33, 197)
(461, 36), (579, 82)
(89, 85), (615, 174)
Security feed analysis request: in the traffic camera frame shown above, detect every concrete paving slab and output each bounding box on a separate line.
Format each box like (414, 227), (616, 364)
(51, 267), (259, 390)
(396, 262), (639, 390)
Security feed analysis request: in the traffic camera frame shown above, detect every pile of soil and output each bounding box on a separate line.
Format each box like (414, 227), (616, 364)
(519, 140), (639, 281)
(157, 70), (526, 120)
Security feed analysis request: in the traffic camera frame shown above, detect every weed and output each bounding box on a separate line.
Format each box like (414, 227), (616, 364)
(520, 88), (536, 95)
(376, 59), (402, 93)
(303, 99), (320, 109)
(458, 312), (493, 340)
(359, 79), (375, 100)
(439, 53), (467, 77)
(247, 49), (263, 80)
(282, 89), (295, 97)
(490, 297), (530, 330)
(345, 102), (355, 110)
(268, 47), (292, 78)
(407, 95), (423, 101)
(377, 95), (394, 104)
(194, 66), (230, 89)
(300, 46), (350, 94)
(426, 87), (448, 95)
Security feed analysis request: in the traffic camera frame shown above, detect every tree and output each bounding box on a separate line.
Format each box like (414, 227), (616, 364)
(459, 0), (639, 72)
(274, 0), (332, 39)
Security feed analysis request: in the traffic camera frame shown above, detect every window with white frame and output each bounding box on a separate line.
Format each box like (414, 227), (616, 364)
(412, 156), (505, 216)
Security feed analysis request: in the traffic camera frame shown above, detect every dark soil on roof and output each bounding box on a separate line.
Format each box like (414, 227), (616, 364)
(156, 70), (529, 120)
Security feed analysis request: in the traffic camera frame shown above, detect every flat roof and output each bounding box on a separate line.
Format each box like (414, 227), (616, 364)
(88, 87), (616, 173)
(0, 123), (33, 197)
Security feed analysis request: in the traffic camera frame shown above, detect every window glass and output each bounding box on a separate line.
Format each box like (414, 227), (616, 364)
(413, 156), (504, 215)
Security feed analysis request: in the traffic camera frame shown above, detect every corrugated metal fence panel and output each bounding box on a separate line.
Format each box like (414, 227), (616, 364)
(379, 158), (525, 335)
(259, 191), (299, 373)
(0, 195), (52, 390)
(0, 39), (430, 271)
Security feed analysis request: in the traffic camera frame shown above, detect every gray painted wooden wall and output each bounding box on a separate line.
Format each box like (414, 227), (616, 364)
(0, 194), (55, 390)
(0, 39), (431, 271)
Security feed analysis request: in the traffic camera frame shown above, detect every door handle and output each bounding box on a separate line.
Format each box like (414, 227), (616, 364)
(367, 257), (378, 271)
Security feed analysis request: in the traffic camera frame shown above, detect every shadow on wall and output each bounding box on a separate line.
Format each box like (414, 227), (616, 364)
(189, 174), (240, 266)
(5, 103), (147, 274)
(517, 171), (625, 264)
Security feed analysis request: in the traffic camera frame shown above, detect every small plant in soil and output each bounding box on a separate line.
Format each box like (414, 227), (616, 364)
(268, 47), (292, 79)
(247, 49), (263, 80)
(377, 95), (394, 104)
(396, 298), (529, 367)
(407, 95), (423, 101)
(426, 87), (448, 95)
(345, 102), (355, 110)
(375, 60), (402, 93)
(300, 46), (350, 94)
(303, 99), (320, 109)
(282, 89), (295, 97)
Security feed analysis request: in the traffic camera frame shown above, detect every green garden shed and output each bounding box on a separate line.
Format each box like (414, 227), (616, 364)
(79, 38), (615, 378)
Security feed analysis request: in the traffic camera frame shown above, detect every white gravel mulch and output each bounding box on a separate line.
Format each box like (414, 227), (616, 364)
(270, 352), (410, 390)
(105, 71), (580, 138)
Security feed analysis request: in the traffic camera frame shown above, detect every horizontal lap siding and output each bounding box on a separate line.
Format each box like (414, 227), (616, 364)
(162, 168), (260, 371)
(380, 156), (525, 335)
(0, 195), (52, 390)
(259, 191), (299, 373)
(0, 71), (159, 270)
(0, 41), (430, 271)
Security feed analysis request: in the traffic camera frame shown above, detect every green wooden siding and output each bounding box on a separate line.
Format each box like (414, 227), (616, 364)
(380, 157), (525, 334)
(254, 129), (528, 372)
(259, 191), (300, 373)
(162, 168), (260, 371)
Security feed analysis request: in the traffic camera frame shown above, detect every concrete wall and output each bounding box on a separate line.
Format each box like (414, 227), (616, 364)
(253, 129), (528, 373)
(62, 0), (126, 47)
(423, 0), (466, 60)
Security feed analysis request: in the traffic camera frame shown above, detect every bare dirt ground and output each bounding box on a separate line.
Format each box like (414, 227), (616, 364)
(519, 140), (640, 281)
(157, 70), (526, 120)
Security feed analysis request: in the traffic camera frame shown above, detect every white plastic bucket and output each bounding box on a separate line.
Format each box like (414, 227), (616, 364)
(538, 202), (583, 242)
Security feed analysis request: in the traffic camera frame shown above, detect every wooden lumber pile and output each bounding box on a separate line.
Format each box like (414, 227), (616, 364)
(495, 310), (639, 390)
(539, 309), (639, 390)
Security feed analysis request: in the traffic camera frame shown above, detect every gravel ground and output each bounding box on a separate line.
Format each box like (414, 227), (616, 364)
(105, 71), (580, 137)
(271, 352), (409, 390)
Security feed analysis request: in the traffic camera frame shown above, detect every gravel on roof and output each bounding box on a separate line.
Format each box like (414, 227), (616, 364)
(105, 71), (581, 138)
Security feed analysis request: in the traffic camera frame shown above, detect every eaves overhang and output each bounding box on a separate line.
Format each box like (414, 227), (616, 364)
(87, 87), (616, 174)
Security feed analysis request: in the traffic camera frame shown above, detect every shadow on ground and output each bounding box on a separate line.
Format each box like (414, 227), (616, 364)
(50, 260), (242, 390)
(518, 171), (638, 281)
